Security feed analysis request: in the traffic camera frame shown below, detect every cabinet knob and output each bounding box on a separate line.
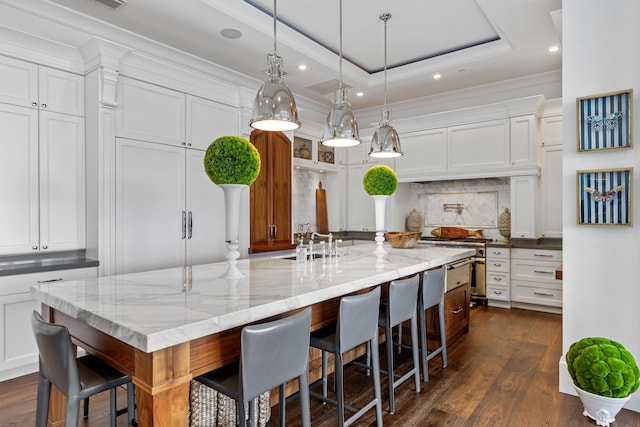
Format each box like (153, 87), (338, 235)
(31, 101), (38, 107)
(32, 246), (38, 250)
(41, 103), (47, 108)
(42, 245), (48, 249)
(187, 143), (192, 147)
(181, 142), (186, 146)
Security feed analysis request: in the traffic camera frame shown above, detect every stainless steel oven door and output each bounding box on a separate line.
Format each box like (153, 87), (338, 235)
(446, 258), (472, 292)
(471, 257), (486, 297)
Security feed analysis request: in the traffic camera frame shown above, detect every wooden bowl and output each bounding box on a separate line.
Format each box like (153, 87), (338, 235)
(385, 231), (422, 249)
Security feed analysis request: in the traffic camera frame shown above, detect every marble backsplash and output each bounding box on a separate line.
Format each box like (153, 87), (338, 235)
(404, 178), (511, 241)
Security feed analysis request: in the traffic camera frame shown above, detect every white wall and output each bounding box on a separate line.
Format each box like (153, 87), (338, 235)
(561, 0), (640, 412)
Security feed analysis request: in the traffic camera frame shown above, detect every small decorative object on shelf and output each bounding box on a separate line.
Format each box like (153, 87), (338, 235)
(299, 143), (310, 159)
(566, 337), (639, 426)
(363, 165), (398, 254)
(204, 136), (261, 278)
(406, 208), (422, 232)
(498, 208), (511, 240)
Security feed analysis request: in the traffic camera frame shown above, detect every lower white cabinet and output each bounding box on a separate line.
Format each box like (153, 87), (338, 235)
(511, 248), (562, 313)
(486, 247), (511, 309)
(115, 138), (226, 274)
(0, 267), (97, 381)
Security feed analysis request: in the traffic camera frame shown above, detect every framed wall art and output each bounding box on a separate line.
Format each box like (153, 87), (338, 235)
(576, 89), (632, 152)
(577, 168), (632, 226)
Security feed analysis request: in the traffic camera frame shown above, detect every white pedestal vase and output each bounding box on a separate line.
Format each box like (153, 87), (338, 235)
(574, 387), (631, 427)
(219, 184), (248, 279)
(372, 195), (388, 254)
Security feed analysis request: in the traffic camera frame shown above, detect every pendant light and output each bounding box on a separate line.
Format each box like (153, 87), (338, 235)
(369, 13), (402, 158)
(320, 0), (360, 147)
(249, 0), (301, 132)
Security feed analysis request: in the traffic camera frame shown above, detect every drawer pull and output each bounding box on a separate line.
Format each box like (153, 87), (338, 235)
(533, 253), (553, 257)
(534, 291), (554, 297)
(451, 307), (464, 314)
(534, 270), (554, 274)
(494, 277), (502, 282)
(493, 290), (503, 295)
(493, 263), (503, 267)
(491, 251), (502, 255)
(37, 278), (63, 283)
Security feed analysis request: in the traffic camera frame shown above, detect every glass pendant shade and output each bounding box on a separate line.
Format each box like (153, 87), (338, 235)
(369, 109), (402, 157)
(321, 87), (360, 147)
(249, 1), (300, 131)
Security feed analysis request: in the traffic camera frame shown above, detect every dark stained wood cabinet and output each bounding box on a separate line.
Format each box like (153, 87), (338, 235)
(426, 267), (471, 349)
(249, 130), (295, 253)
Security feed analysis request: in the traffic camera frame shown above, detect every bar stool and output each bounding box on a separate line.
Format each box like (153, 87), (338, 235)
(31, 311), (135, 427)
(194, 307), (312, 427)
(419, 267), (448, 382)
(309, 287), (383, 427)
(378, 275), (421, 414)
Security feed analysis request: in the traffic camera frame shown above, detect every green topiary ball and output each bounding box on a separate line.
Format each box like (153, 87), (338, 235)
(203, 136), (261, 185)
(566, 337), (640, 398)
(363, 165), (398, 196)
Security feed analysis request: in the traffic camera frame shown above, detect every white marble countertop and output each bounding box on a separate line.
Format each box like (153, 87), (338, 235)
(31, 244), (473, 353)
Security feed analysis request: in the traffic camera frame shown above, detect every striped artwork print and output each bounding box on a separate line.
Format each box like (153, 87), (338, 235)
(578, 90), (631, 151)
(578, 169), (632, 225)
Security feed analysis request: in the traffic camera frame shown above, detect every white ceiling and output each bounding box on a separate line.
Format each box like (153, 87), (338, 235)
(46, 0), (562, 110)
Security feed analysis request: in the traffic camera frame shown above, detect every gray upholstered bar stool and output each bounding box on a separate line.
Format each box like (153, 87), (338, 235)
(31, 311), (135, 427)
(378, 275), (421, 414)
(309, 287), (383, 427)
(419, 267), (448, 382)
(194, 307), (312, 427)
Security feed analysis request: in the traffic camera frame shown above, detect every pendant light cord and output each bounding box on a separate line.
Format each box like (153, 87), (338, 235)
(273, 0), (277, 55)
(339, 0), (343, 89)
(383, 16), (388, 111)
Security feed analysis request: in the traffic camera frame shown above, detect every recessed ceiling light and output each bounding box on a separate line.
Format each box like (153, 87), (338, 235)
(298, 64), (307, 70)
(433, 73), (441, 80)
(548, 45), (560, 53)
(356, 92), (364, 97)
(220, 28), (242, 39)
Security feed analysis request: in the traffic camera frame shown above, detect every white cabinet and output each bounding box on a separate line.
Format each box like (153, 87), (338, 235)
(292, 134), (346, 171)
(486, 247), (511, 309)
(510, 115), (538, 168)
(346, 162), (394, 231)
(347, 142), (384, 165)
(0, 105), (85, 255)
(186, 94), (238, 150)
(115, 138), (225, 274)
(395, 128), (447, 180)
(511, 248), (562, 313)
(540, 115), (563, 238)
(510, 175), (539, 239)
(0, 56), (84, 116)
(448, 119), (510, 172)
(0, 267), (97, 381)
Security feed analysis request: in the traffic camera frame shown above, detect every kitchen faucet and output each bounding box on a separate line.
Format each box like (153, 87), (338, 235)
(311, 232), (333, 256)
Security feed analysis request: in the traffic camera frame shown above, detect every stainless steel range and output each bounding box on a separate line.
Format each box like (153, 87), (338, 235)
(418, 236), (489, 300)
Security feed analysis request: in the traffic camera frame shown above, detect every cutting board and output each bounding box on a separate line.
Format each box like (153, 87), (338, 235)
(316, 181), (329, 234)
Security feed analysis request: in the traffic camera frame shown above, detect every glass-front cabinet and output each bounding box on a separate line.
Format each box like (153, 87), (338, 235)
(292, 135), (346, 171)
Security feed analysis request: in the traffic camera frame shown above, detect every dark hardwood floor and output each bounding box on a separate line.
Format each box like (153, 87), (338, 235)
(1, 306), (638, 426)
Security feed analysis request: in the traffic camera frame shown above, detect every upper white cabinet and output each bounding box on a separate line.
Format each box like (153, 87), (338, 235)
(0, 85), (85, 255)
(448, 119), (510, 172)
(292, 134), (346, 171)
(540, 114), (563, 238)
(185, 94), (238, 150)
(0, 56), (84, 116)
(510, 175), (539, 239)
(395, 128), (447, 180)
(116, 77), (186, 146)
(510, 115), (538, 168)
(347, 142), (383, 165)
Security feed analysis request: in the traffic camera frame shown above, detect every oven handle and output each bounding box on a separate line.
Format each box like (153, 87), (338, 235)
(447, 258), (473, 270)
(472, 257), (485, 264)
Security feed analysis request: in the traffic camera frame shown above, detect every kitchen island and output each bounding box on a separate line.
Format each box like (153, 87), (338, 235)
(31, 244), (473, 426)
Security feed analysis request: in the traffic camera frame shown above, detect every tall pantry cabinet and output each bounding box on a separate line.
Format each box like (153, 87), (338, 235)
(114, 77), (239, 274)
(0, 56), (85, 255)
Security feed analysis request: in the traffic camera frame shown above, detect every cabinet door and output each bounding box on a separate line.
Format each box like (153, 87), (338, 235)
(185, 149), (226, 265)
(271, 133), (293, 248)
(116, 77), (186, 146)
(38, 66), (85, 116)
(0, 293), (41, 378)
(540, 146), (563, 238)
(541, 115), (563, 146)
(347, 163), (374, 230)
(185, 95), (238, 151)
(0, 55), (38, 108)
(0, 104), (39, 255)
(39, 111), (85, 252)
(510, 115), (537, 168)
(448, 120), (509, 172)
(444, 283), (470, 345)
(510, 175), (539, 239)
(250, 132), (272, 249)
(115, 138), (186, 274)
(395, 129), (447, 180)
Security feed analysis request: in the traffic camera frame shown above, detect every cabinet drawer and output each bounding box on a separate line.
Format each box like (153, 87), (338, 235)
(0, 267), (97, 295)
(511, 259), (561, 284)
(446, 261), (471, 292)
(487, 284), (510, 301)
(512, 281), (562, 307)
(511, 248), (562, 262)
(486, 258), (510, 273)
(486, 247), (510, 260)
(487, 271), (509, 286)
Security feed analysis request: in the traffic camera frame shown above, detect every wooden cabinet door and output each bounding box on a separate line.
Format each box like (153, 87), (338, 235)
(250, 130), (293, 252)
(0, 104), (39, 255)
(444, 283), (470, 344)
